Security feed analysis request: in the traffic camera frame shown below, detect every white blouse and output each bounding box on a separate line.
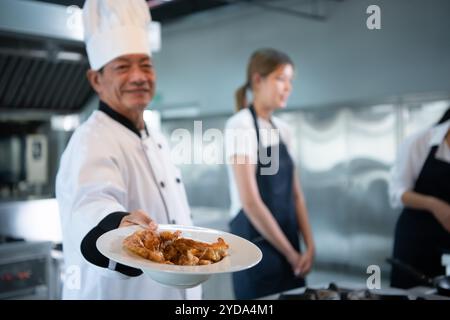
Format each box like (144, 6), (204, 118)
(225, 108), (294, 218)
(389, 119), (450, 209)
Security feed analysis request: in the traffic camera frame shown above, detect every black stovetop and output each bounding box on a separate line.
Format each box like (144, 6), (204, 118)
(279, 283), (411, 300)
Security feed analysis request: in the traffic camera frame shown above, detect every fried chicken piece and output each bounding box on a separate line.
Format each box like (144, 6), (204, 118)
(123, 229), (165, 263)
(163, 244), (179, 262)
(122, 229), (229, 265)
(160, 230), (181, 242)
(199, 248), (222, 262)
(141, 230), (161, 250)
(173, 237), (229, 262)
(176, 249), (200, 266)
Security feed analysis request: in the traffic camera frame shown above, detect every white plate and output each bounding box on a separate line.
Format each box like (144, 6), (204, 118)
(96, 224), (262, 288)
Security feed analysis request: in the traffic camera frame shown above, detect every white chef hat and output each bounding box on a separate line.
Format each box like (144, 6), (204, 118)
(83, 0), (152, 71)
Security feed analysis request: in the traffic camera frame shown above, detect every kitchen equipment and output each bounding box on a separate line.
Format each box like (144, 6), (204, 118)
(0, 240), (53, 299)
(387, 257), (450, 297)
(278, 283), (410, 300)
(25, 134), (48, 185)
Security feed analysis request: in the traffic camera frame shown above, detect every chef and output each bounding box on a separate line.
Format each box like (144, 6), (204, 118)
(56, 0), (201, 300)
(389, 107), (450, 288)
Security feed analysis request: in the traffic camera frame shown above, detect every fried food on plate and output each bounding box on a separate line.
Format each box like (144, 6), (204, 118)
(123, 229), (229, 266)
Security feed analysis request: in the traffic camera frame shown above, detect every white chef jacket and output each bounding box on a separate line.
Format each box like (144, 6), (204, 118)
(389, 119), (450, 209)
(56, 108), (202, 300)
(224, 108), (294, 218)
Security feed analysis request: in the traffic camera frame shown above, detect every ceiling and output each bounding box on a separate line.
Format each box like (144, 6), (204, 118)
(32, 0), (230, 23)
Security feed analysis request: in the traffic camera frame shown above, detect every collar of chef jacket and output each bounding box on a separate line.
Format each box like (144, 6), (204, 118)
(98, 100), (149, 138)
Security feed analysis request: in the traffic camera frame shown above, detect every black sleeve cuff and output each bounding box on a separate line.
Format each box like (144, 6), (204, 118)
(80, 211), (143, 277)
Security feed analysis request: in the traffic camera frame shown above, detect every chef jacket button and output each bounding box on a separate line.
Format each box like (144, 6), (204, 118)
(171, 219), (176, 224)
(158, 143), (162, 149)
(176, 178), (181, 183)
(160, 181), (165, 188)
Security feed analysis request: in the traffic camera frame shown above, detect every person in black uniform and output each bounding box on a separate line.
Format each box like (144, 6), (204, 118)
(389, 107), (450, 288)
(225, 49), (315, 299)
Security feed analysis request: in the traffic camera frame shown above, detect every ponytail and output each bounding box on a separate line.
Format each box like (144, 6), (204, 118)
(235, 83), (248, 112)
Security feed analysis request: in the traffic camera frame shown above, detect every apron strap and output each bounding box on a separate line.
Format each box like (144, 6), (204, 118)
(248, 105), (261, 145)
(412, 145), (439, 193)
(248, 105), (287, 163)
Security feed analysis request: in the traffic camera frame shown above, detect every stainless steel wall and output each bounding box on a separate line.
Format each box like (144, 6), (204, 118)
(161, 97), (450, 276)
(161, 117), (230, 209)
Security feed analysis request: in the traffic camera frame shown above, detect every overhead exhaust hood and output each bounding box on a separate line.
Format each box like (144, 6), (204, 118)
(0, 0), (231, 118)
(0, 0), (92, 117)
(0, 36), (93, 115)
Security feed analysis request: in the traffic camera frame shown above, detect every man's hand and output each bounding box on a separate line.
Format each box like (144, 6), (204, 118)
(119, 209), (158, 230)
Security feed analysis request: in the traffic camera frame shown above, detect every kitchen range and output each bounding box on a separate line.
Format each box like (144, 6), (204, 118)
(0, 200), (64, 300)
(271, 283), (450, 300)
(0, 238), (53, 299)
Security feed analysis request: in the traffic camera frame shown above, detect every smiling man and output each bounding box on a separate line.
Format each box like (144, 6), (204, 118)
(56, 0), (201, 300)
(87, 54), (155, 131)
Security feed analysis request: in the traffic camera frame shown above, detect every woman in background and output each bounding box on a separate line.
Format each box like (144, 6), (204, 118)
(225, 48), (315, 299)
(389, 107), (450, 288)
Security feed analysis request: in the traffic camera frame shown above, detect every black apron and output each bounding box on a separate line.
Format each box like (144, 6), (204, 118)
(391, 143), (450, 289)
(230, 106), (305, 299)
